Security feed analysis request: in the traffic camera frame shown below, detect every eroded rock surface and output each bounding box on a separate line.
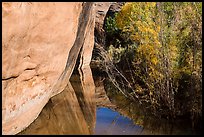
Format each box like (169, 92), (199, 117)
(2, 2), (95, 135)
(94, 2), (112, 46)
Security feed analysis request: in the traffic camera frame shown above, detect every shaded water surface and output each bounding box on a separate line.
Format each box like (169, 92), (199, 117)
(18, 66), (96, 135)
(94, 107), (144, 135)
(94, 106), (197, 135)
(19, 70), (200, 135)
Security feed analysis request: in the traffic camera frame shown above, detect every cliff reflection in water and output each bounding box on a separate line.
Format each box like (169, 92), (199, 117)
(19, 66), (96, 135)
(19, 67), (200, 135)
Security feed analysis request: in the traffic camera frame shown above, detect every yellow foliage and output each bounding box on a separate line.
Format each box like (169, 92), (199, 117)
(115, 2), (162, 71)
(152, 57), (158, 65)
(114, 2), (201, 101)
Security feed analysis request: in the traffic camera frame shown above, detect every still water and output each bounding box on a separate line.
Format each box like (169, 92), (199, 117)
(94, 107), (144, 135)
(18, 67), (199, 135)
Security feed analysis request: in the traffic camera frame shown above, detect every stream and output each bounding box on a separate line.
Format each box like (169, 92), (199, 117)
(18, 67), (200, 135)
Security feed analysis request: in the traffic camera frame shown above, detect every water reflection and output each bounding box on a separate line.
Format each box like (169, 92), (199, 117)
(94, 107), (144, 135)
(19, 71), (200, 135)
(19, 65), (96, 135)
(18, 81), (91, 135)
(70, 69), (96, 134)
(103, 78), (200, 135)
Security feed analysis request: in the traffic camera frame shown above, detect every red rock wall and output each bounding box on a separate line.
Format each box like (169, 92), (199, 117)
(2, 2), (95, 135)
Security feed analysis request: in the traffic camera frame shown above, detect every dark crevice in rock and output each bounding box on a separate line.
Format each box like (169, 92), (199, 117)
(60, 2), (94, 80)
(24, 67), (35, 71)
(2, 75), (19, 81)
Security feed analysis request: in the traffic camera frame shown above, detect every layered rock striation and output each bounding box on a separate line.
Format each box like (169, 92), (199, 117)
(2, 2), (95, 135)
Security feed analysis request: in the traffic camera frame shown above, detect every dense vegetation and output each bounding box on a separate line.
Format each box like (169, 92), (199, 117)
(103, 2), (202, 126)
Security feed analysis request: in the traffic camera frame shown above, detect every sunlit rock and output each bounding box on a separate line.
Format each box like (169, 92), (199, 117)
(2, 2), (94, 135)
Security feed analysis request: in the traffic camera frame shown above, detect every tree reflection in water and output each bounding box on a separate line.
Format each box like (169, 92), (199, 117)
(19, 68), (200, 135)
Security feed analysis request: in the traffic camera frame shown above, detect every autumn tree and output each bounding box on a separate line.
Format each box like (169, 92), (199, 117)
(104, 2), (202, 119)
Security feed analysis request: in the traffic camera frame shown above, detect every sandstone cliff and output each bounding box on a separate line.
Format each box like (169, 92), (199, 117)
(2, 2), (95, 135)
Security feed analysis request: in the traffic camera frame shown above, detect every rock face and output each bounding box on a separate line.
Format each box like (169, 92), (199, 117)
(94, 2), (125, 47)
(2, 2), (95, 135)
(94, 2), (112, 46)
